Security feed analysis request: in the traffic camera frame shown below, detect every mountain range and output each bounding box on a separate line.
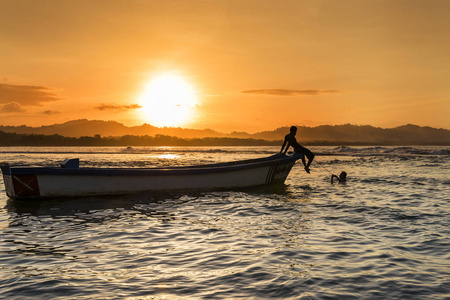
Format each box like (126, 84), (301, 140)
(1, 119), (449, 145)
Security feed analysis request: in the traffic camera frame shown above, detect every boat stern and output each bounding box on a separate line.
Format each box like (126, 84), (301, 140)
(1, 166), (15, 199)
(1, 166), (42, 199)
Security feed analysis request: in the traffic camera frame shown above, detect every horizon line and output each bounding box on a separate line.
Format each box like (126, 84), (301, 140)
(0, 119), (449, 133)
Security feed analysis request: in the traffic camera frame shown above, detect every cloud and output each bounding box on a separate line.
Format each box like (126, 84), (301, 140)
(0, 102), (27, 113)
(95, 103), (142, 111)
(0, 83), (61, 105)
(43, 110), (61, 115)
(241, 89), (340, 96)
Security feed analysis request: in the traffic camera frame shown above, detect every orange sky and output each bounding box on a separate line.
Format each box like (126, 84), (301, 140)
(1, 0), (449, 133)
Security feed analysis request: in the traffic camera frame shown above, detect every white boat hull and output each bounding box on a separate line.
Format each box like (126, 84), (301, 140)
(1, 154), (301, 199)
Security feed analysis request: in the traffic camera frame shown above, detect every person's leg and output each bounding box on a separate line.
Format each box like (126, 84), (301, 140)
(306, 151), (315, 168)
(303, 148), (314, 171)
(296, 146), (312, 173)
(295, 149), (307, 168)
(301, 156), (307, 168)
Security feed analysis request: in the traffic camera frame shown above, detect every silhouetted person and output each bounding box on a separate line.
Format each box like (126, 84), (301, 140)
(331, 171), (347, 184)
(280, 126), (315, 173)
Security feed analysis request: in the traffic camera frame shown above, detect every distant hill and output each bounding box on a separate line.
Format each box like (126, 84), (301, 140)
(0, 119), (226, 139)
(0, 120), (449, 145)
(248, 124), (450, 145)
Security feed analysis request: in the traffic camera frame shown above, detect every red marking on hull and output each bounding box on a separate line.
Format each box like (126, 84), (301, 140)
(12, 175), (40, 197)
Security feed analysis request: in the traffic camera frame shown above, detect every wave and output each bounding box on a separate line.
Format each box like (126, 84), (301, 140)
(0, 146), (448, 158)
(0, 146), (278, 156)
(120, 146), (278, 155)
(322, 146), (450, 156)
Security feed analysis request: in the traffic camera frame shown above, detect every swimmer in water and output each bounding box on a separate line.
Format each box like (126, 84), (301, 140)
(331, 171), (347, 184)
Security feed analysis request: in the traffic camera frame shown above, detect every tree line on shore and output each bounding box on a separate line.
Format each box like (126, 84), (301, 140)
(0, 131), (279, 146)
(1, 130), (447, 146)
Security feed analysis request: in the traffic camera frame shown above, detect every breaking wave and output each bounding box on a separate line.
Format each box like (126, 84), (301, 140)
(322, 146), (450, 156)
(0, 146), (448, 156)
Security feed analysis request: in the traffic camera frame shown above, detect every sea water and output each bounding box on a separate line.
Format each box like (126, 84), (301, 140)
(0, 146), (449, 299)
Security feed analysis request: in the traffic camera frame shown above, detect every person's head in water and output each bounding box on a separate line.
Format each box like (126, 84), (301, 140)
(290, 126), (297, 135)
(331, 171), (347, 183)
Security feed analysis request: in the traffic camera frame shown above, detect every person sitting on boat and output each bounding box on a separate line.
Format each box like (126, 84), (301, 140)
(280, 126), (315, 173)
(331, 171), (347, 183)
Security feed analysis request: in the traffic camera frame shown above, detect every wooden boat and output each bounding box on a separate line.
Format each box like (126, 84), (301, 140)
(1, 154), (302, 199)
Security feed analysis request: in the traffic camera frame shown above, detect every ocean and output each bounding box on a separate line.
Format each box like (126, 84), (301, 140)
(0, 146), (449, 299)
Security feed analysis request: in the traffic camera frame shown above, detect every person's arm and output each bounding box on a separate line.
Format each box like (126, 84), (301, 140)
(280, 138), (288, 154)
(331, 174), (340, 183)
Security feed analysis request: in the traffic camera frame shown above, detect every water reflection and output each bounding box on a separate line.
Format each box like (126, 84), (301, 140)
(4, 182), (293, 218)
(1, 184), (297, 264)
(0, 146), (448, 299)
(4, 192), (201, 221)
(153, 153), (180, 160)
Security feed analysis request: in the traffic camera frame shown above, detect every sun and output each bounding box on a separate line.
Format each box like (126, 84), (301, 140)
(138, 73), (199, 127)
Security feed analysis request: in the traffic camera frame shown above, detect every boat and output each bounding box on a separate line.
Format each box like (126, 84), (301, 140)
(1, 154), (302, 200)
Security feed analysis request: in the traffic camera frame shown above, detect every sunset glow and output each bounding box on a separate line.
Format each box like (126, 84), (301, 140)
(138, 74), (199, 127)
(0, 1), (449, 132)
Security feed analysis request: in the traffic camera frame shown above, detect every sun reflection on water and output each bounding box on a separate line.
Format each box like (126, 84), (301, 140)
(155, 153), (180, 160)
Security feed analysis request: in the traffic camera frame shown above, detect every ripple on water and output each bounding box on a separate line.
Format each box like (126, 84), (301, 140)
(1, 147), (449, 299)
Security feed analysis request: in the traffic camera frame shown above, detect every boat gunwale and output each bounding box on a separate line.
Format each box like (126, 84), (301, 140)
(2, 154), (302, 177)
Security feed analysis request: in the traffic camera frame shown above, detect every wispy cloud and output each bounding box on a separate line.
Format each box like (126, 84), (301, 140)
(95, 103), (142, 111)
(43, 110), (61, 115)
(241, 89), (340, 96)
(0, 102), (26, 113)
(0, 83), (60, 105)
